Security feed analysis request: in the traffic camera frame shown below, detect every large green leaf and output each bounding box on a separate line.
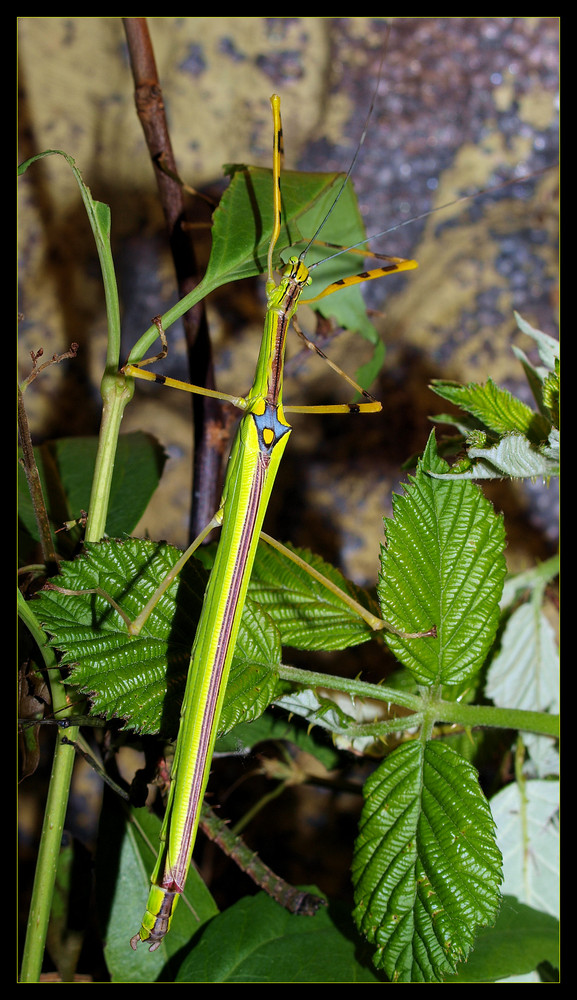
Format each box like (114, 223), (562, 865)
(174, 891), (381, 983)
(352, 739), (503, 982)
(214, 163), (386, 347)
(130, 163), (386, 387)
(18, 433), (167, 547)
(377, 432), (506, 685)
(32, 538), (280, 736)
(210, 165), (363, 290)
(212, 165), (386, 386)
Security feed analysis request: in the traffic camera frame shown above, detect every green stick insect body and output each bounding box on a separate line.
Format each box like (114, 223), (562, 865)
(126, 95), (418, 951)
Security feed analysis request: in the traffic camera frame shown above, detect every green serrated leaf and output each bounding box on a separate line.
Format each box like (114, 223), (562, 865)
(32, 538), (280, 736)
(378, 432), (506, 686)
(430, 378), (550, 443)
(352, 740), (503, 983)
(249, 540), (380, 651)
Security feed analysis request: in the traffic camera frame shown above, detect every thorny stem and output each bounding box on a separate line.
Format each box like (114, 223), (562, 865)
(199, 803), (326, 915)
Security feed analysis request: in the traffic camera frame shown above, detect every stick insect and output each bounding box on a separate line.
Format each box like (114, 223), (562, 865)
(115, 86), (435, 951)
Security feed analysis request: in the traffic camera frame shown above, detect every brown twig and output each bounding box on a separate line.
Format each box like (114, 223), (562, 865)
(199, 803), (327, 916)
(18, 342), (81, 573)
(122, 17), (226, 538)
(18, 387), (59, 573)
(20, 343), (79, 393)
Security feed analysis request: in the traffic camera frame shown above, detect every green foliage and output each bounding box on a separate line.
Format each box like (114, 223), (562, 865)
(217, 165), (385, 383)
(378, 433), (506, 685)
(446, 896), (559, 983)
(247, 540), (381, 651)
(25, 422), (559, 981)
(174, 893), (381, 984)
(33, 539), (280, 737)
(18, 433), (166, 553)
(352, 740), (502, 982)
(429, 312), (559, 481)
(127, 163), (384, 385)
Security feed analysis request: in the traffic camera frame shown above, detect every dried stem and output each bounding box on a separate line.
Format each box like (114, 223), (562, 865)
(18, 387), (58, 573)
(122, 17), (225, 537)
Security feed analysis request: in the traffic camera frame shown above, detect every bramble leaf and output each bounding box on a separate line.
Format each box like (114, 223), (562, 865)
(377, 432), (506, 685)
(32, 539), (279, 736)
(429, 378), (550, 443)
(352, 740), (503, 982)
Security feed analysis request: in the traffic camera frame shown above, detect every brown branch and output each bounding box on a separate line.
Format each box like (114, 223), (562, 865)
(199, 803), (327, 916)
(18, 387), (59, 573)
(20, 343), (79, 392)
(122, 17), (225, 538)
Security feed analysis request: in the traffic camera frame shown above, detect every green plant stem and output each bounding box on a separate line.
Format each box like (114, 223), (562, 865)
(18, 594), (79, 983)
(22, 292), (128, 981)
(126, 284), (208, 366)
(231, 780), (287, 836)
(278, 664), (559, 739)
(84, 374), (133, 543)
(428, 698), (559, 737)
(20, 730), (78, 982)
(278, 664), (423, 712)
